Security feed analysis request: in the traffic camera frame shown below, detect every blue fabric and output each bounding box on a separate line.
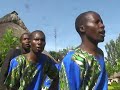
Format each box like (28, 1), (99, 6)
(5, 54), (58, 90)
(61, 51), (108, 90)
(26, 60), (44, 90)
(62, 51), (81, 90)
(93, 56), (108, 90)
(43, 63), (60, 89)
(8, 58), (18, 73)
(43, 76), (52, 88)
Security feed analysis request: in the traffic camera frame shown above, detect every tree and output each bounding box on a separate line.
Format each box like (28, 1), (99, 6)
(49, 51), (60, 61)
(60, 46), (75, 56)
(49, 46), (76, 62)
(0, 28), (19, 66)
(105, 34), (120, 76)
(105, 34), (120, 64)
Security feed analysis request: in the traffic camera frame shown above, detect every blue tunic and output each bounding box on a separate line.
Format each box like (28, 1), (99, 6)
(4, 54), (58, 90)
(59, 48), (108, 90)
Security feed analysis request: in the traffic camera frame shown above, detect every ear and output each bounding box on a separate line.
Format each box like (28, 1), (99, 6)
(79, 25), (85, 33)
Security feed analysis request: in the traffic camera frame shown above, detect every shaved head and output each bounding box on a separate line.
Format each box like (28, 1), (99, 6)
(20, 32), (30, 42)
(75, 11), (99, 35)
(30, 30), (45, 40)
(30, 30), (46, 53)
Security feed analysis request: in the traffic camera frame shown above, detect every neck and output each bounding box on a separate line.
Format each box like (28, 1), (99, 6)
(27, 51), (41, 63)
(20, 46), (30, 54)
(80, 39), (99, 56)
(22, 48), (30, 54)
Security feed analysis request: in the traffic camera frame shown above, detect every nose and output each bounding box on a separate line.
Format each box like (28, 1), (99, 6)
(38, 40), (42, 45)
(26, 39), (30, 43)
(99, 22), (105, 29)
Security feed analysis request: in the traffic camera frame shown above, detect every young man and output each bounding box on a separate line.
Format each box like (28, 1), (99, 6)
(59, 11), (108, 90)
(0, 33), (30, 89)
(4, 30), (59, 90)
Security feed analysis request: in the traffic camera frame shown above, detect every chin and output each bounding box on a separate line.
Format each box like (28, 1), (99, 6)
(38, 49), (44, 53)
(98, 39), (104, 42)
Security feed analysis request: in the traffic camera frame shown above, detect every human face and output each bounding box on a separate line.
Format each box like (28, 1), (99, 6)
(30, 32), (46, 53)
(84, 12), (105, 43)
(21, 34), (30, 49)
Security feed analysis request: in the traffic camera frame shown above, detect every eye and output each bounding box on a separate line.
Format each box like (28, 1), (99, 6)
(23, 38), (26, 40)
(95, 19), (103, 25)
(95, 20), (99, 24)
(34, 38), (39, 41)
(41, 38), (45, 42)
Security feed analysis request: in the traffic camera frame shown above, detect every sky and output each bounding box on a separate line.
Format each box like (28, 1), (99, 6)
(0, 0), (120, 56)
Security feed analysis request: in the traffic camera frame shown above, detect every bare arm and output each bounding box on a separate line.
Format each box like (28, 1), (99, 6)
(49, 74), (59, 90)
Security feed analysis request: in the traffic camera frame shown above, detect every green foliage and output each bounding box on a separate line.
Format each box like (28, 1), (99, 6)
(57, 47), (73, 61)
(108, 82), (120, 90)
(105, 34), (120, 76)
(59, 46), (75, 56)
(106, 62), (114, 77)
(0, 28), (20, 66)
(49, 51), (60, 60)
(49, 46), (75, 62)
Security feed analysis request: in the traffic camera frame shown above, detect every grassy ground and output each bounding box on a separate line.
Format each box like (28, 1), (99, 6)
(108, 82), (120, 90)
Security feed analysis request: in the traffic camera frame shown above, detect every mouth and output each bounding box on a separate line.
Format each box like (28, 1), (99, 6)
(25, 44), (30, 47)
(37, 47), (42, 50)
(99, 30), (105, 37)
(100, 33), (105, 37)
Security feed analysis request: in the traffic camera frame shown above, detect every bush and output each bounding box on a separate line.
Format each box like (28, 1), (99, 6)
(0, 28), (20, 66)
(108, 82), (120, 90)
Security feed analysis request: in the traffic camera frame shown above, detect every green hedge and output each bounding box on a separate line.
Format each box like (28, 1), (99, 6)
(108, 82), (120, 90)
